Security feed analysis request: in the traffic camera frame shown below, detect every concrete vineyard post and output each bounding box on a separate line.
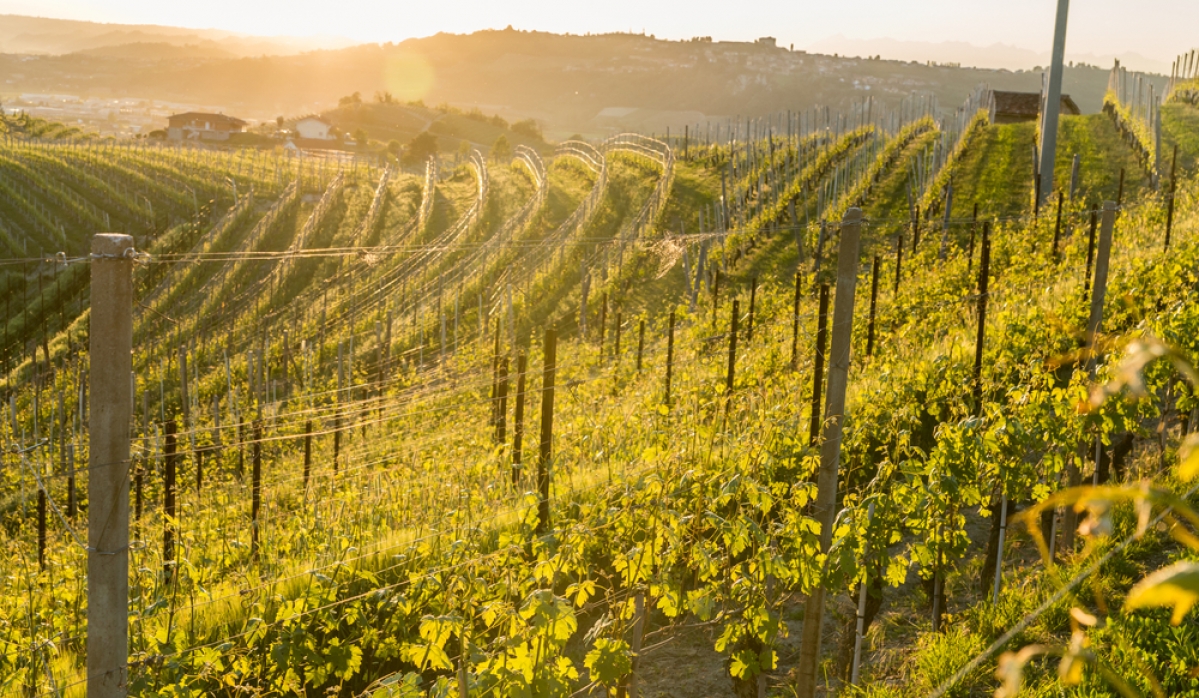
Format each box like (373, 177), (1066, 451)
(808, 285), (830, 445)
(1038, 0), (1070, 206)
(536, 329), (556, 535)
(163, 420), (177, 581)
(251, 420), (262, 559)
(665, 312), (675, 407)
(866, 257), (879, 357)
(726, 300), (739, 395)
(992, 494), (1009, 603)
(512, 354), (527, 485)
(88, 233), (134, 698)
(797, 207), (862, 698)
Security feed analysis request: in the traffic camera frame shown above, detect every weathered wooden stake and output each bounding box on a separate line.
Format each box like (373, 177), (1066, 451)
(894, 234), (904, 294)
(37, 488), (46, 571)
(251, 420), (262, 559)
(614, 311), (622, 358)
(163, 419), (177, 581)
(726, 300), (739, 394)
(512, 354), (527, 484)
(303, 420), (312, 492)
(747, 277), (758, 342)
(790, 271), (802, 371)
(1166, 143), (1179, 250)
(497, 357), (509, 446)
(536, 329), (556, 535)
(1052, 191), (1063, 261)
(796, 208), (863, 698)
(88, 233), (134, 698)
(808, 285), (830, 445)
(866, 256), (880, 357)
(636, 319), (645, 372)
(665, 312), (676, 406)
(1084, 209), (1098, 294)
(973, 223), (991, 414)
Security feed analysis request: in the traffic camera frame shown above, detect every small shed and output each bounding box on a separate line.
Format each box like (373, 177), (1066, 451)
(987, 91), (1080, 124)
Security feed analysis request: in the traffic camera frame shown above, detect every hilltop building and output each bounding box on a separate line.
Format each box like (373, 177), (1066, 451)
(987, 91), (1080, 124)
(294, 116), (335, 141)
(166, 112), (246, 141)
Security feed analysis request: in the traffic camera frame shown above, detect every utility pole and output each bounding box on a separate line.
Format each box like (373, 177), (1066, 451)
(1038, 0), (1071, 204)
(88, 234), (134, 698)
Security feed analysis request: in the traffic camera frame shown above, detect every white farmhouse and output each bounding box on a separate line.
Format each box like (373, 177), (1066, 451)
(295, 116), (335, 141)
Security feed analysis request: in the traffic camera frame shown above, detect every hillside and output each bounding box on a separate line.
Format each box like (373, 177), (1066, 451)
(2, 82), (1199, 698)
(1, 25), (1124, 139)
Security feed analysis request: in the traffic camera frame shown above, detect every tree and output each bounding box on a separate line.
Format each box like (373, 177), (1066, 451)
(375, 91), (395, 104)
(511, 118), (543, 141)
(490, 134), (512, 162)
(352, 128), (369, 146)
(276, 116), (284, 129)
(339, 92), (363, 107)
(402, 131), (439, 166)
(387, 140), (401, 157)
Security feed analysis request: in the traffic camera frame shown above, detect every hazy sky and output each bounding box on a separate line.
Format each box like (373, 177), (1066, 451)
(2, 0), (1194, 67)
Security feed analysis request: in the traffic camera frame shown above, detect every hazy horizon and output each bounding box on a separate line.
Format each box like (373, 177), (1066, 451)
(0, 0), (1192, 74)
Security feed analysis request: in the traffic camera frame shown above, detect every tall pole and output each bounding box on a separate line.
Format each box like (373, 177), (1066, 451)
(1038, 0), (1071, 204)
(796, 208), (863, 698)
(89, 233), (134, 698)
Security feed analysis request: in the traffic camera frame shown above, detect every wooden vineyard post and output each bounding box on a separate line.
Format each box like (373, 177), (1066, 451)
(37, 489), (46, 570)
(195, 448), (203, 495)
(1084, 210), (1098, 294)
(1052, 191), (1063, 262)
(1166, 144), (1178, 250)
(968, 204), (978, 273)
(866, 257), (879, 357)
(251, 420), (262, 560)
(711, 269), (720, 327)
(599, 293), (608, 360)
(664, 312), (675, 407)
(726, 300), (739, 395)
(1062, 201), (1116, 551)
(614, 311), (622, 359)
(850, 501), (876, 686)
(1117, 169), (1125, 209)
(894, 235), (904, 294)
(636, 319), (645, 372)
(66, 444), (75, 519)
(790, 271), (801, 371)
(747, 277), (757, 342)
(496, 357), (509, 447)
(512, 354), (527, 485)
(1070, 154), (1081, 201)
(796, 207), (862, 698)
(536, 329), (556, 535)
(163, 419), (177, 581)
(808, 285), (830, 445)
(303, 420), (312, 493)
(88, 233), (134, 698)
(972, 224), (991, 413)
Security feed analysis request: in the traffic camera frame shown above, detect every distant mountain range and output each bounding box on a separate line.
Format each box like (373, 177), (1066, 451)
(0, 14), (356, 57)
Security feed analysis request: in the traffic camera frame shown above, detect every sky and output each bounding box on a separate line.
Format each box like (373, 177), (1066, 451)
(1, 0), (1194, 71)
